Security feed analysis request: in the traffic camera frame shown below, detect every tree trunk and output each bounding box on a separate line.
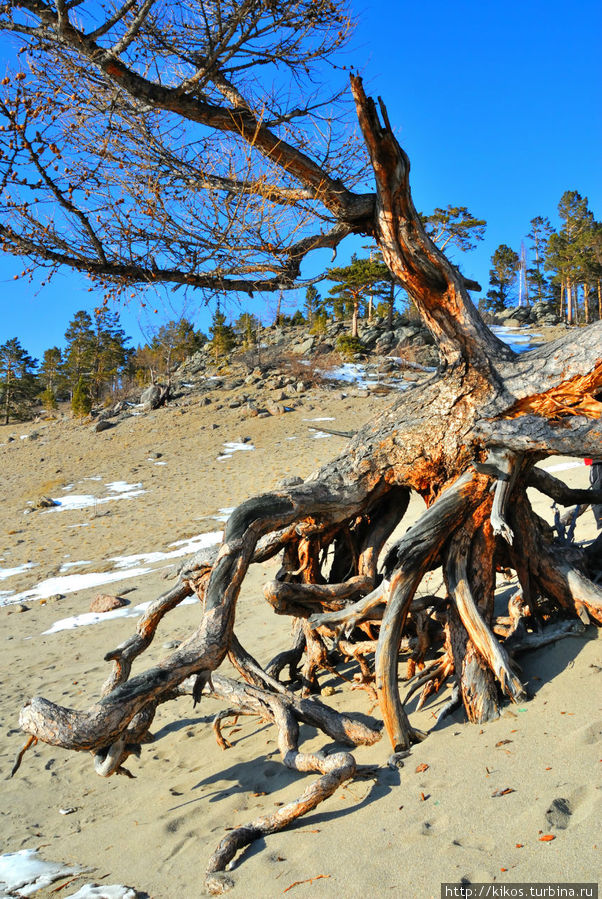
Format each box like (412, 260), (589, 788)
(351, 297), (359, 337)
(13, 78), (602, 891)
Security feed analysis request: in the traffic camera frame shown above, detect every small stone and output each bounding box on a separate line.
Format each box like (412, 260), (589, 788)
(15, 603), (30, 613)
(89, 594), (129, 613)
(34, 495), (59, 509)
(321, 685), (336, 697)
(163, 640), (181, 650)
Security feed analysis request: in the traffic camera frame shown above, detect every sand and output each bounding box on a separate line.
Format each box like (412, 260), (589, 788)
(0, 385), (600, 898)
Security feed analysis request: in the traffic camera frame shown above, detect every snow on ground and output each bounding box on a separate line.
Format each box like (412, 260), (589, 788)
(0, 848), (83, 896)
(0, 848), (137, 897)
(0, 562), (38, 581)
(110, 530), (222, 569)
(217, 441), (255, 462)
(490, 325), (542, 353)
(0, 531), (223, 608)
(47, 481), (145, 512)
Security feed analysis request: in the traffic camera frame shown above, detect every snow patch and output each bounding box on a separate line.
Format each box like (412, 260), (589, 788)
(6, 567), (154, 605)
(49, 481), (145, 511)
(111, 531), (222, 569)
(44, 595), (199, 635)
(67, 886), (138, 899)
(0, 848), (83, 897)
(217, 441), (255, 462)
(0, 562), (37, 581)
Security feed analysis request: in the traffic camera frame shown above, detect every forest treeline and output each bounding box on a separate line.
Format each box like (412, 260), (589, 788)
(1, 193), (600, 424)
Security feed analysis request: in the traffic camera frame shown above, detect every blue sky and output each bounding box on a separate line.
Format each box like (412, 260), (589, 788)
(1, 0), (601, 358)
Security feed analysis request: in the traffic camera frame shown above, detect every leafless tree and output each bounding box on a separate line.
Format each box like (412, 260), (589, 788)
(2, 2), (602, 892)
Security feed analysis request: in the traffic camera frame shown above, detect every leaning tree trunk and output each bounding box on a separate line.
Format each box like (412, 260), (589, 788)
(13, 78), (602, 892)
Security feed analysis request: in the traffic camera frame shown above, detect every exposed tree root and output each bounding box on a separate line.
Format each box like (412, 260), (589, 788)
(193, 674), (378, 893)
(10, 72), (602, 891)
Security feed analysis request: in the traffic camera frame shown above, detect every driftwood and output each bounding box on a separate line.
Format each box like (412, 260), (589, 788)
(11, 77), (602, 892)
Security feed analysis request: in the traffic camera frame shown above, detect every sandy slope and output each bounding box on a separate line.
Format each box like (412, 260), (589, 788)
(0, 386), (600, 898)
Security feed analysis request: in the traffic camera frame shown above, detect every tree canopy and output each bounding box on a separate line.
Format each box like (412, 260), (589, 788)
(0, 0), (370, 304)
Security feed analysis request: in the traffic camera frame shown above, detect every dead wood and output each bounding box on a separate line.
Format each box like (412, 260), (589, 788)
(11, 70), (602, 889)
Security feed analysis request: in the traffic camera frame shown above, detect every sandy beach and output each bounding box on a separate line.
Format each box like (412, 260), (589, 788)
(1, 384), (600, 898)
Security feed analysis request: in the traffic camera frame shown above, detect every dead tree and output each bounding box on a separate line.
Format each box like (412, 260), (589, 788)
(2, 2), (602, 892)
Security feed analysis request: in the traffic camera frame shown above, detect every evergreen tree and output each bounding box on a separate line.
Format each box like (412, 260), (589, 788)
(304, 286), (321, 324)
(208, 308), (236, 361)
(71, 376), (92, 418)
(484, 244), (520, 313)
(152, 318), (202, 383)
(422, 205), (486, 253)
(326, 254), (392, 337)
(64, 310), (94, 394)
(546, 191), (595, 324)
(39, 346), (67, 402)
(233, 313), (258, 349)
(90, 307), (132, 400)
(526, 216), (554, 303)
(0, 338), (38, 423)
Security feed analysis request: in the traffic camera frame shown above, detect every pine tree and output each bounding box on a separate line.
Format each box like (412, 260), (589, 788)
(326, 254), (392, 337)
(526, 216), (554, 303)
(546, 191), (595, 324)
(208, 308), (235, 361)
(233, 313), (258, 349)
(0, 338), (38, 423)
(304, 286), (320, 324)
(90, 308), (132, 400)
(64, 310), (94, 395)
(421, 205), (486, 253)
(153, 318), (205, 382)
(71, 376), (92, 418)
(39, 346), (67, 403)
(484, 245), (520, 313)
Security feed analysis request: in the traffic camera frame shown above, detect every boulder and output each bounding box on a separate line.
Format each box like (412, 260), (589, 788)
(93, 419), (113, 433)
(89, 594), (129, 613)
(291, 337), (315, 356)
(141, 385), (162, 411)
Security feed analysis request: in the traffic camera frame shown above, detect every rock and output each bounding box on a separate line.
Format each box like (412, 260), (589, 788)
(93, 419), (113, 433)
(545, 797), (572, 830)
(148, 452), (162, 459)
(163, 640), (181, 650)
(321, 685), (336, 697)
(15, 603), (30, 613)
(291, 337), (315, 356)
(89, 594), (129, 613)
(34, 495), (59, 509)
(140, 385), (162, 411)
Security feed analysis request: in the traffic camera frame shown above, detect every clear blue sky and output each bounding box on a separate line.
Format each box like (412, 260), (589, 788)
(1, 0), (601, 358)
